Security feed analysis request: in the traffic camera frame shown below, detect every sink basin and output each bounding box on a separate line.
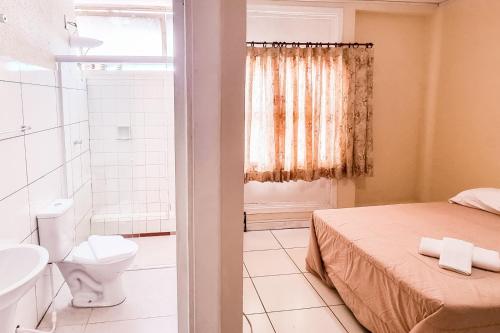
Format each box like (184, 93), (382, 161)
(0, 244), (49, 333)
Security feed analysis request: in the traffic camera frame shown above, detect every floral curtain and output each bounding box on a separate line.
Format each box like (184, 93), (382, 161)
(244, 46), (374, 183)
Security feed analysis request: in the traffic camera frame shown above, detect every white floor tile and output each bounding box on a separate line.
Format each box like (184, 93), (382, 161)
(331, 305), (369, 333)
(285, 247), (308, 272)
(269, 307), (347, 333)
(243, 313), (275, 333)
(88, 268), (177, 323)
(85, 316), (177, 333)
(129, 235), (176, 269)
(304, 273), (343, 306)
(39, 285), (92, 328)
(272, 228), (309, 248)
(244, 249), (299, 277)
(253, 274), (325, 312)
(243, 278), (265, 314)
(244, 230), (281, 251)
(243, 264), (249, 278)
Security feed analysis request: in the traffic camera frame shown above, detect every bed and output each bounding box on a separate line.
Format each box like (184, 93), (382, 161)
(305, 202), (500, 333)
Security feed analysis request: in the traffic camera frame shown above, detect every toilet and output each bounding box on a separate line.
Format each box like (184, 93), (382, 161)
(37, 199), (138, 308)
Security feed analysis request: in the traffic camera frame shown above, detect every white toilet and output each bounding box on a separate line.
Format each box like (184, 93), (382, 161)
(37, 199), (138, 308)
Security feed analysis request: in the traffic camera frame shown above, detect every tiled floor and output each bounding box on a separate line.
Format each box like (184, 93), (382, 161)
(243, 229), (369, 333)
(42, 231), (368, 333)
(38, 236), (177, 332)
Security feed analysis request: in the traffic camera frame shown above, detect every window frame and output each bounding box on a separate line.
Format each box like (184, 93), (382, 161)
(75, 6), (170, 57)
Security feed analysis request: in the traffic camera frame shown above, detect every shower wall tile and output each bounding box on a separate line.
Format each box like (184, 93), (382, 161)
(0, 137), (28, 200)
(0, 81), (24, 140)
(25, 127), (64, 183)
(21, 84), (58, 132)
(88, 73), (175, 233)
(0, 60), (92, 327)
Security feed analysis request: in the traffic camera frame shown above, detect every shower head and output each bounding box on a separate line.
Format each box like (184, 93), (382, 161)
(69, 36), (103, 49)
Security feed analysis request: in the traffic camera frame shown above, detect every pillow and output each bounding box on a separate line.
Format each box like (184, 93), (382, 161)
(449, 188), (500, 215)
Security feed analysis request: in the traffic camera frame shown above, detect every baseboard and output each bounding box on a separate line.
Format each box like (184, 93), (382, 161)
(245, 201), (330, 214)
(246, 218), (310, 231)
(244, 201), (331, 230)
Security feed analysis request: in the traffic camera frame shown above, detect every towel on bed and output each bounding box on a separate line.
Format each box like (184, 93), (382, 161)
(438, 237), (474, 275)
(419, 237), (500, 272)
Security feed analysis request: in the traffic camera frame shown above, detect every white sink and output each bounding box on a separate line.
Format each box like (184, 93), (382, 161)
(0, 244), (49, 333)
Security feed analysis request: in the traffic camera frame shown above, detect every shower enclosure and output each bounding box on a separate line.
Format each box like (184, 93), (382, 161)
(57, 5), (176, 236)
(59, 60), (176, 236)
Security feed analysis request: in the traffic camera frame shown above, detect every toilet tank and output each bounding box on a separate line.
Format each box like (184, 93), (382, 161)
(37, 199), (75, 263)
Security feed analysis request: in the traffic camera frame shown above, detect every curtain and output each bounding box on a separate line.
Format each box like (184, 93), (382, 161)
(244, 46), (374, 183)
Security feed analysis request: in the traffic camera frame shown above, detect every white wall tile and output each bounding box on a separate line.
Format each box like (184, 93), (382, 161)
(75, 181), (92, 222)
(72, 156), (83, 191)
(25, 128), (64, 183)
(81, 150), (91, 183)
(0, 59), (21, 82)
(87, 74), (174, 231)
(22, 84), (58, 132)
(0, 81), (24, 140)
(0, 136), (27, 200)
(1, 60), (91, 328)
(0, 188), (31, 242)
(34, 262), (64, 321)
(28, 168), (63, 231)
(76, 211), (92, 243)
(19, 65), (56, 86)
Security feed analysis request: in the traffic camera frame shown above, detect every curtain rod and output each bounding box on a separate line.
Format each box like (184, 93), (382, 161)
(247, 42), (374, 48)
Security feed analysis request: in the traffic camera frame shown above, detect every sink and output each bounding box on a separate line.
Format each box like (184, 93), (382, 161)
(0, 244), (49, 333)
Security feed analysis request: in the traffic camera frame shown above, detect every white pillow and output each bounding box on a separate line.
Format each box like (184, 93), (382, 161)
(449, 188), (500, 215)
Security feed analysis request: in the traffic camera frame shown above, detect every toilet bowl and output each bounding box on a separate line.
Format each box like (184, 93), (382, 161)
(37, 199), (138, 308)
(57, 237), (138, 307)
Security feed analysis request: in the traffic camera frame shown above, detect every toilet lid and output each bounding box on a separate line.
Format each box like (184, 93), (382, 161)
(70, 242), (97, 264)
(69, 236), (138, 265)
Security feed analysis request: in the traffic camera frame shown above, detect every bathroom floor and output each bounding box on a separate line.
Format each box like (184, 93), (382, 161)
(40, 230), (367, 333)
(243, 229), (369, 333)
(38, 236), (177, 333)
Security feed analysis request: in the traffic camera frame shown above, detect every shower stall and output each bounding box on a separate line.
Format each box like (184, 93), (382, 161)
(58, 60), (175, 236)
(57, 5), (176, 236)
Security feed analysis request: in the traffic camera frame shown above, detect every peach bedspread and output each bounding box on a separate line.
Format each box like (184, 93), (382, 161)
(306, 203), (500, 333)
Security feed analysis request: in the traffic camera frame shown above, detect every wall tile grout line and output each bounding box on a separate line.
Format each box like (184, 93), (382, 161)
(0, 143), (92, 203)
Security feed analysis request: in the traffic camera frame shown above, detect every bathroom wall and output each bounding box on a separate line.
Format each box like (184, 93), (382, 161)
(0, 60), (92, 328)
(86, 70), (175, 235)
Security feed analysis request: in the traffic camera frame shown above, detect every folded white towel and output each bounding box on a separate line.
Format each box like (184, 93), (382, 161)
(473, 247), (500, 272)
(419, 237), (500, 272)
(419, 237), (443, 258)
(438, 237), (474, 275)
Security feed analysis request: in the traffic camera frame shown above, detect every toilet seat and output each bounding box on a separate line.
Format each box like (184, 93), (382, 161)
(66, 236), (138, 265)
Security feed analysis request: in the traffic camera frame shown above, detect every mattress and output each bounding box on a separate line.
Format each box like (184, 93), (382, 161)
(305, 202), (500, 333)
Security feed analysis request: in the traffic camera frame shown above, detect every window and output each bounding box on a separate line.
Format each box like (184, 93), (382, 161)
(76, 10), (173, 57)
